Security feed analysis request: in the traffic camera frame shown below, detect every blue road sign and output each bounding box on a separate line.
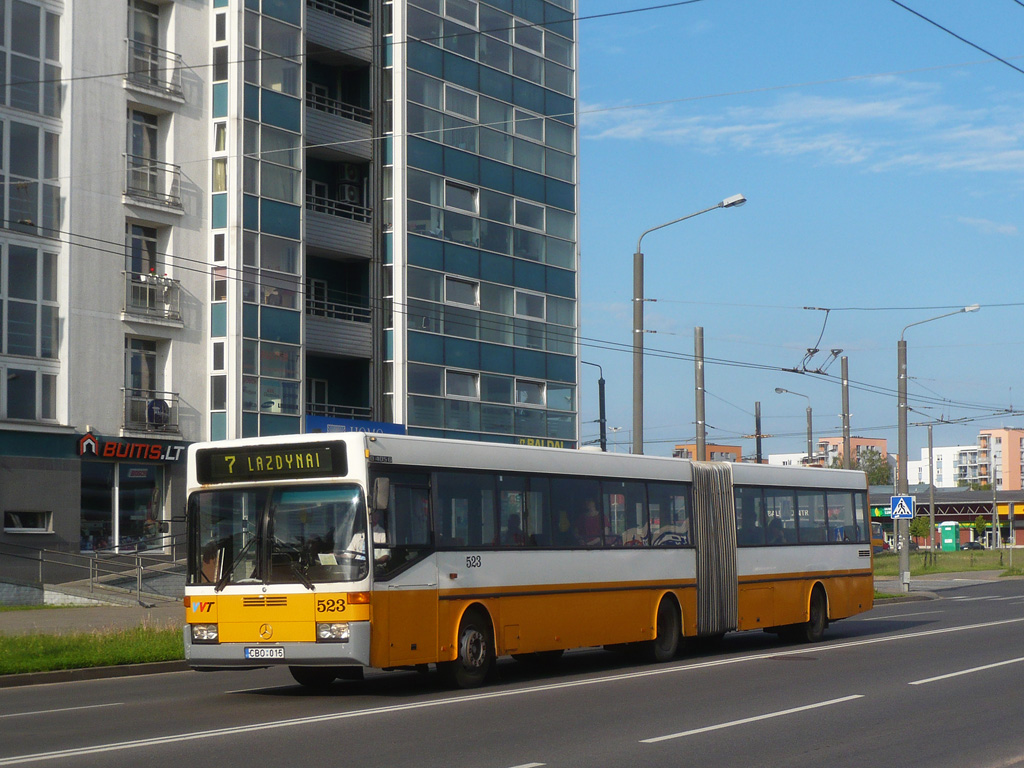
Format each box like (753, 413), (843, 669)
(891, 495), (915, 519)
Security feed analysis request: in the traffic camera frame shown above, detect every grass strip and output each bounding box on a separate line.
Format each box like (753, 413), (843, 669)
(0, 626), (183, 675)
(872, 549), (1014, 577)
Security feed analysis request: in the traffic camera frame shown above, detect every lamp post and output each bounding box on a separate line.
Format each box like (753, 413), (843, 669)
(897, 305), (980, 591)
(632, 194), (746, 454)
(775, 387), (813, 463)
(581, 361), (607, 452)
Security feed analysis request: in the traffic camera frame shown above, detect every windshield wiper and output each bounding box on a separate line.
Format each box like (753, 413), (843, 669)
(290, 561), (316, 591)
(215, 536), (257, 592)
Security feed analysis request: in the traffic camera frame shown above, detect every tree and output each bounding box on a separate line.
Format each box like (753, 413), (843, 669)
(909, 516), (930, 540)
(832, 447), (893, 485)
(973, 515), (988, 541)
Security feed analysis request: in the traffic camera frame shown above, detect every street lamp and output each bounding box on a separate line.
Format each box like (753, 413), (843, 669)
(897, 304), (980, 592)
(775, 387), (813, 463)
(632, 194), (747, 454)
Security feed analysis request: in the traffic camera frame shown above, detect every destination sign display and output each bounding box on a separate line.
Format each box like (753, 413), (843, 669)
(196, 443), (346, 483)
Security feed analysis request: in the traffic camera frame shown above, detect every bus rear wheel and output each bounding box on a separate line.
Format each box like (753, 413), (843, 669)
(781, 586), (828, 644)
(289, 666), (336, 690)
(439, 609), (494, 688)
(645, 598), (681, 662)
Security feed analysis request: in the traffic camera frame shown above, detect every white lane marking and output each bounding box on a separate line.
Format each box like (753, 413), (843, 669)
(909, 656), (1024, 686)
(0, 703), (123, 720)
(641, 695), (865, 743)
(863, 610), (944, 621)
(508, 763), (545, 768)
(2, 617), (1023, 766)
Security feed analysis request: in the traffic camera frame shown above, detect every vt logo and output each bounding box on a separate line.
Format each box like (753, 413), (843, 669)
(192, 601), (214, 613)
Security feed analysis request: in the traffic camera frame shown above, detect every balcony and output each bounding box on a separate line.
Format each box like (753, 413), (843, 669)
(123, 271), (182, 322)
(124, 39), (184, 100)
(307, 402), (372, 420)
(306, 84), (373, 162)
(307, 0), (372, 63)
(122, 389), (180, 433)
(124, 155), (182, 209)
(306, 295), (372, 357)
(305, 192), (372, 259)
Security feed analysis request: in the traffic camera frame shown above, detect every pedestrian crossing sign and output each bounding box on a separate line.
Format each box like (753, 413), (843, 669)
(891, 495), (914, 519)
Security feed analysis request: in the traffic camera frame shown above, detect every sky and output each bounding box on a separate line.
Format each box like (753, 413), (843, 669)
(573, 0), (1024, 460)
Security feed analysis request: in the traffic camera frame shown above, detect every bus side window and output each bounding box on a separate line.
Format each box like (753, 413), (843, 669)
(734, 486), (765, 546)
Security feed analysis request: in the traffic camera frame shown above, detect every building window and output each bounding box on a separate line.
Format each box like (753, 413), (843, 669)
(515, 379), (544, 406)
(446, 369), (478, 399)
(445, 0), (478, 26)
(514, 289), (545, 319)
(445, 276), (478, 307)
(514, 199), (545, 231)
(3, 510), (52, 533)
(444, 84), (478, 120)
(444, 180), (477, 213)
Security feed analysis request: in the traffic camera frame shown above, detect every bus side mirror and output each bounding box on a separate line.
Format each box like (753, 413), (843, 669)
(372, 477), (390, 511)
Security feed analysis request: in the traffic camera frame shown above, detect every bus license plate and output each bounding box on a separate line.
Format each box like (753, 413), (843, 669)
(244, 647), (284, 660)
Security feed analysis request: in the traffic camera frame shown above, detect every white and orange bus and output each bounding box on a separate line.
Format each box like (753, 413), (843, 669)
(184, 433), (873, 688)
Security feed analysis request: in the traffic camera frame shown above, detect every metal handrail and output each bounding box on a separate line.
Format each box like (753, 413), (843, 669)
(306, 83), (372, 124)
(0, 535), (186, 606)
(307, 0), (372, 27)
(305, 192), (371, 223)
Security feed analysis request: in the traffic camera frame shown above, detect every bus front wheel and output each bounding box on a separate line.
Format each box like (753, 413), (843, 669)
(289, 666), (336, 690)
(782, 586), (828, 643)
(439, 609), (495, 688)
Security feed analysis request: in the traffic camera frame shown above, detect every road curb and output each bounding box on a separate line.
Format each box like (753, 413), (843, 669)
(0, 660), (189, 688)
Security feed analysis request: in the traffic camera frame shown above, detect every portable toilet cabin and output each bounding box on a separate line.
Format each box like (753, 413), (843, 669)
(938, 521), (960, 552)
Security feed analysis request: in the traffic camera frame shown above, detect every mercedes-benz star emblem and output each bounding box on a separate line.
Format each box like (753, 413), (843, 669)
(259, 623), (273, 640)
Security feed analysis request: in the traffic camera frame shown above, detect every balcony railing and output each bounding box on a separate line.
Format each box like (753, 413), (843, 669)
(124, 154), (182, 208)
(123, 389), (180, 433)
(306, 192), (371, 223)
(306, 295), (371, 323)
(307, 0), (371, 27)
(307, 402), (372, 420)
(125, 39), (184, 98)
(306, 83), (372, 124)
(124, 271), (182, 321)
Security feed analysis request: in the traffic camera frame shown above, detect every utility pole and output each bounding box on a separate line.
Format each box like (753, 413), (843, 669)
(755, 401), (763, 464)
(841, 356), (851, 470)
(928, 424), (936, 555)
(695, 326), (706, 461)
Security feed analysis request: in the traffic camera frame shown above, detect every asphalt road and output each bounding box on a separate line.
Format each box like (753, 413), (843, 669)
(3, 578), (1024, 768)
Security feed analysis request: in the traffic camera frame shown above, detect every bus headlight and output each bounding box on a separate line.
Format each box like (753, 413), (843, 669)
(191, 624), (219, 643)
(316, 622), (350, 642)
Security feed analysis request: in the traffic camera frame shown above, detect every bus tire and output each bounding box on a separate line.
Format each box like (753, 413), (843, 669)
(782, 586), (828, 644)
(439, 608), (494, 689)
(645, 598), (681, 662)
(289, 666), (336, 690)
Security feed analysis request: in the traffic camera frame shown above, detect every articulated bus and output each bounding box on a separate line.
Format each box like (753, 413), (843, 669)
(184, 433), (873, 689)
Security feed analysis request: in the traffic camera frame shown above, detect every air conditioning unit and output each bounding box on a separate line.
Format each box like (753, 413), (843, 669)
(341, 184), (362, 205)
(342, 163), (361, 183)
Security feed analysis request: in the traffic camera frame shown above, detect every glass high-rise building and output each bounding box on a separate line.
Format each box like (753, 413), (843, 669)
(0, 0), (578, 569)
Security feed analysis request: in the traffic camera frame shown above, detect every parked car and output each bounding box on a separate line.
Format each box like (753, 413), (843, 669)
(961, 541), (984, 550)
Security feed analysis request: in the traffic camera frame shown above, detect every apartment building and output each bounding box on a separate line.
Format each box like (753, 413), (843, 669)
(672, 443), (742, 462)
(0, 0), (579, 560)
(978, 428), (1024, 491)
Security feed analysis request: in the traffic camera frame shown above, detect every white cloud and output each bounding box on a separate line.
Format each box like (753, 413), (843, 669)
(581, 80), (1024, 175)
(957, 216), (1019, 236)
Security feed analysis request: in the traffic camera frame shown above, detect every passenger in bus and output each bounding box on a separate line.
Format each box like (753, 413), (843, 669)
(766, 517), (785, 545)
(574, 499), (604, 546)
(502, 514), (526, 546)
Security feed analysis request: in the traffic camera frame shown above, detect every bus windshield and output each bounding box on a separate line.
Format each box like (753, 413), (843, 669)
(188, 484), (369, 587)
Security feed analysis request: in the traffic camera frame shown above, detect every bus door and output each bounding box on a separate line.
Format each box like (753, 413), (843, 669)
(375, 478), (437, 667)
(691, 463), (738, 637)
